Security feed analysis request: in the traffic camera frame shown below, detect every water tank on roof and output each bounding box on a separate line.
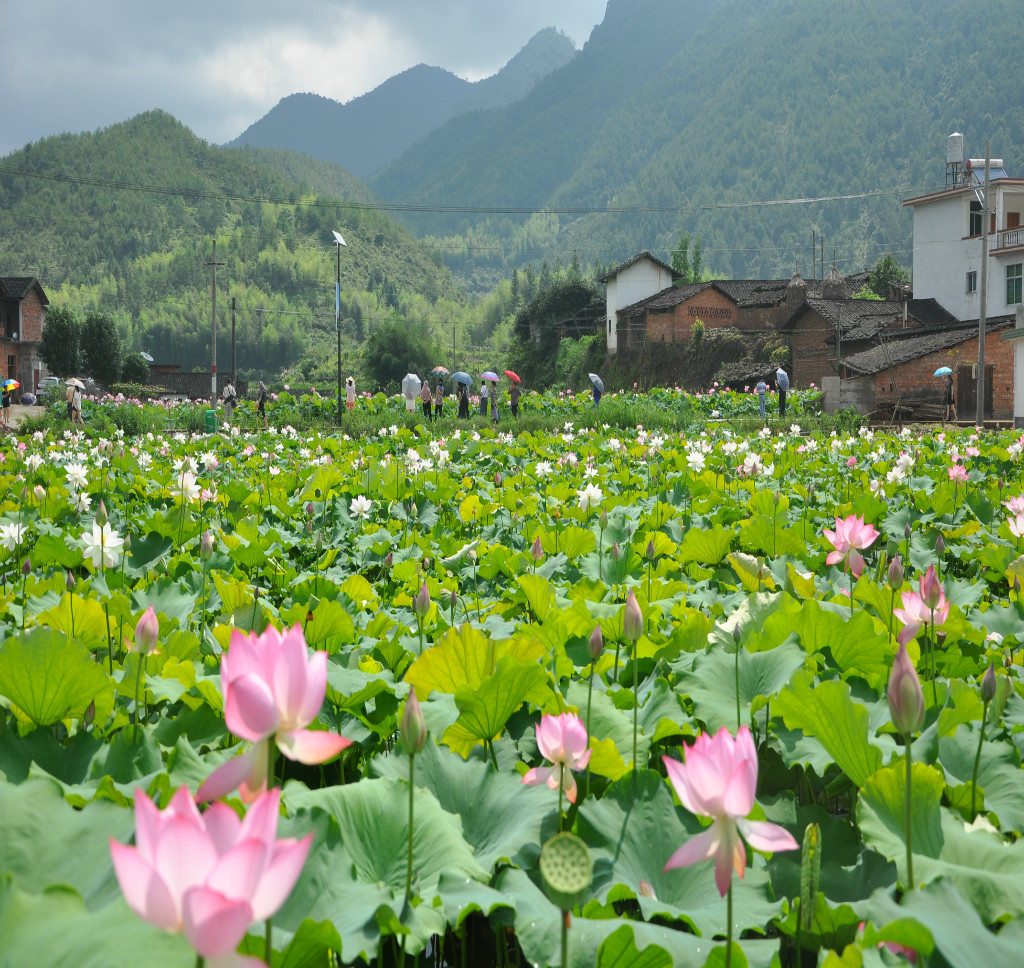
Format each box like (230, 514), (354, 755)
(947, 133), (964, 165)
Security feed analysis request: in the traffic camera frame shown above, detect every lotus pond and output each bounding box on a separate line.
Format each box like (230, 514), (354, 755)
(1, 412), (1023, 968)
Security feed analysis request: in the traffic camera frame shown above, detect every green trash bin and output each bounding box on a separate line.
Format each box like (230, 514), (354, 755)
(205, 409), (217, 433)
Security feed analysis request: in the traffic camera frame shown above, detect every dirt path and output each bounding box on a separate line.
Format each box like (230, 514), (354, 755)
(2, 404), (47, 432)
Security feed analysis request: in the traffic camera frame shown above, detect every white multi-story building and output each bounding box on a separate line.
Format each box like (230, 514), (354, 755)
(903, 134), (1024, 322)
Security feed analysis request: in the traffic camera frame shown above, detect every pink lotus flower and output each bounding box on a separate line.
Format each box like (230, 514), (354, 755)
(824, 513), (879, 579)
(948, 464), (968, 483)
(892, 566), (949, 646)
(663, 726), (798, 896)
(110, 786), (310, 965)
(198, 624), (352, 803)
(522, 712), (592, 804)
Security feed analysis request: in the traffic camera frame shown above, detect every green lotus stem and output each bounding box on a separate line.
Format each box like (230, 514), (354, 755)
(585, 661), (595, 800)
(406, 752), (416, 898)
(488, 739), (499, 771)
(632, 643), (639, 781)
(726, 879), (733, 968)
(196, 957), (204, 968)
(735, 645), (741, 731)
(132, 654), (145, 738)
(971, 700), (990, 821)
(929, 609), (937, 704)
(104, 601), (113, 674)
(904, 734), (914, 889)
(558, 764), (565, 832)
(561, 910), (569, 968)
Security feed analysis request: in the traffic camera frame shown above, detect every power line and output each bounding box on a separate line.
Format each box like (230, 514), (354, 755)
(0, 162), (927, 217)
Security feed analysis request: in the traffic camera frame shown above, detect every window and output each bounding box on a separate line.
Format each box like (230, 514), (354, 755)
(1008, 264), (1023, 305)
(966, 270), (977, 294)
(969, 200), (983, 236)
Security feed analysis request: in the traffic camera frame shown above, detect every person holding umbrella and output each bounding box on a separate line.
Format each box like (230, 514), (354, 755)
(453, 371), (472, 418)
(69, 378), (85, 426)
(505, 369), (522, 417)
(481, 370), (500, 424)
(940, 369), (957, 423)
(1, 379), (14, 426)
(589, 372), (604, 407)
(479, 380), (488, 417)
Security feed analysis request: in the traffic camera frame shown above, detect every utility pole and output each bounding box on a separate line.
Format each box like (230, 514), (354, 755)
(207, 240), (225, 402)
(977, 142), (991, 428)
(231, 296), (237, 385)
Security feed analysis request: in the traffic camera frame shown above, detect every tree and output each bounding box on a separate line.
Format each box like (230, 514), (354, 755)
(38, 306), (82, 378)
(671, 232), (704, 285)
(120, 352), (151, 384)
(82, 311), (123, 386)
(362, 318), (435, 392)
(868, 253), (910, 299)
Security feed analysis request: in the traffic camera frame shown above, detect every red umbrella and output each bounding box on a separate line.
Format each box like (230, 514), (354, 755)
(504, 369), (521, 384)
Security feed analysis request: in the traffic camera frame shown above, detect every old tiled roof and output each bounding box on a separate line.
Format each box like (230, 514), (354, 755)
(599, 251), (679, 283)
(840, 317), (1014, 376)
(618, 282), (708, 317)
(795, 297), (960, 341)
(0, 277), (49, 304)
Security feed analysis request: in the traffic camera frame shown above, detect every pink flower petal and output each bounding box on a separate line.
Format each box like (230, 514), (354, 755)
(152, 815), (218, 904)
(296, 647), (329, 728)
(202, 802), (243, 853)
(248, 834), (313, 922)
(522, 765), (555, 789)
(737, 818), (799, 854)
(197, 743), (265, 803)
(225, 674), (280, 741)
(110, 840), (179, 932)
(181, 886), (253, 959)
(273, 625), (313, 727)
(277, 729), (352, 765)
(205, 840), (270, 903)
(663, 826), (717, 873)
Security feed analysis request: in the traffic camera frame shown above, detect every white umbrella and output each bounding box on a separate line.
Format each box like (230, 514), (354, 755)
(402, 373), (422, 399)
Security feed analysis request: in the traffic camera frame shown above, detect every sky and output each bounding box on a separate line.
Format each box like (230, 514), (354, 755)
(2, 0), (609, 158)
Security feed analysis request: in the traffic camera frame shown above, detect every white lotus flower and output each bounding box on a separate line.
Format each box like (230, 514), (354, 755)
(350, 495), (373, 520)
(65, 463), (89, 491)
(0, 522), (28, 552)
(577, 483), (603, 512)
(82, 521), (124, 569)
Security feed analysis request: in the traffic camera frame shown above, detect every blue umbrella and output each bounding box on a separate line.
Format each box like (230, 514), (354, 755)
(934, 366), (952, 377)
(453, 371), (473, 385)
(481, 370), (499, 382)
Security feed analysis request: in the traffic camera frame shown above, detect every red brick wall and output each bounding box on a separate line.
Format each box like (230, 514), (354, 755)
(789, 310), (835, 388)
(20, 290), (45, 342)
(642, 290), (790, 344)
(873, 331), (1014, 419)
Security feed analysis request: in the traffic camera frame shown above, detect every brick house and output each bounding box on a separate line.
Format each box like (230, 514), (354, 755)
(601, 252), (680, 353)
(0, 277), (49, 390)
(836, 316), (1015, 419)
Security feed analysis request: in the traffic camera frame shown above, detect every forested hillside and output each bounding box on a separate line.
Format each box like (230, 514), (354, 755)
(0, 111), (463, 375)
(228, 29), (576, 180)
(370, 0), (1024, 283)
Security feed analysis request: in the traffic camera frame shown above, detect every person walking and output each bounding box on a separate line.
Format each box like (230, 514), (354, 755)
(592, 383), (602, 408)
(345, 376), (356, 411)
(65, 382), (75, 422)
(944, 373), (957, 423)
(755, 378), (767, 421)
(434, 381), (444, 421)
(1, 384), (10, 426)
(775, 366), (790, 418)
(419, 380), (433, 421)
(71, 383), (84, 426)
(256, 380), (269, 429)
(490, 381), (499, 425)
(458, 382), (470, 419)
(221, 378), (237, 424)
(509, 381), (521, 418)
(479, 381), (488, 417)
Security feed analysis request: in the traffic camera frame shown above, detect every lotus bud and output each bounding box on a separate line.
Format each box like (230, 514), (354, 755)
(773, 490), (780, 507)
(623, 588), (643, 642)
(611, 542), (622, 561)
(887, 554), (904, 591)
(934, 533), (946, 557)
(450, 589), (458, 609)
(306, 502), (314, 516)
(384, 551), (393, 568)
(588, 625), (603, 661)
(399, 689), (427, 756)
(413, 581), (431, 618)
(531, 536), (544, 562)
(33, 485), (45, 502)
(981, 663), (997, 704)
(20, 486), (27, 502)
(733, 623), (742, 648)
(306, 519), (313, 534)
(95, 500), (108, 526)
(919, 565), (942, 609)
(638, 881), (657, 899)
(646, 540), (656, 561)
(495, 472), (502, 487)
(134, 606), (159, 655)
(599, 509), (608, 530)
(123, 532), (131, 551)
(904, 522), (912, 540)
(21, 555), (31, 576)
(66, 569), (75, 591)
(887, 643), (925, 735)
(200, 529), (214, 559)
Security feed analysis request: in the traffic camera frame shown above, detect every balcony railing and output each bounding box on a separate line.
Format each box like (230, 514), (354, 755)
(995, 226), (1024, 251)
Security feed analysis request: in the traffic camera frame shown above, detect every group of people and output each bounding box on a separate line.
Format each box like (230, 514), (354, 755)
(754, 366), (791, 420)
(415, 376), (522, 425)
(221, 378), (270, 429)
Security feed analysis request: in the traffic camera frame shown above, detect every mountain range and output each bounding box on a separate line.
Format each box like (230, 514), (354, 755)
(228, 27), (577, 181)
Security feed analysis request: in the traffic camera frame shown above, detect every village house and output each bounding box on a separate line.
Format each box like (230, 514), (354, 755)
(0, 277), (49, 391)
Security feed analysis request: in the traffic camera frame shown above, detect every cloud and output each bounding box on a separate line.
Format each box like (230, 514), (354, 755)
(0, 0), (606, 155)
